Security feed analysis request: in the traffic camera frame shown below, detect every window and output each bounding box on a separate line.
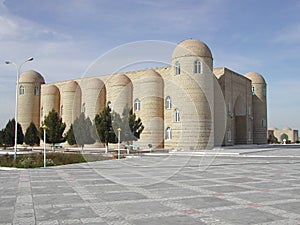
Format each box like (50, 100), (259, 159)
(194, 60), (202, 74)
(251, 86), (255, 95)
(165, 127), (172, 140)
(262, 119), (267, 128)
(61, 105), (63, 116)
(227, 129), (232, 142)
(107, 101), (112, 109)
(262, 86), (266, 96)
(41, 107), (43, 118)
(174, 108), (180, 122)
(248, 106), (252, 116)
(19, 85), (25, 95)
(174, 62), (180, 75)
(82, 103), (86, 113)
(134, 99), (140, 111)
(165, 96), (171, 109)
(34, 86), (39, 95)
(248, 129), (252, 141)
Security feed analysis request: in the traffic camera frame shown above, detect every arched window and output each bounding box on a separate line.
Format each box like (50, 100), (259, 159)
(175, 62), (180, 75)
(194, 60), (202, 74)
(262, 86), (266, 96)
(251, 86), (255, 95)
(134, 99), (141, 111)
(165, 127), (172, 140)
(34, 86), (39, 95)
(61, 105), (64, 116)
(82, 103), (86, 113)
(165, 96), (171, 109)
(174, 108), (180, 122)
(41, 107), (43, 118)
(107, 101), (112, 109)
(227, 129), (232, 142)
(19, 85), (25, 95)
(248, 129), (252, 141)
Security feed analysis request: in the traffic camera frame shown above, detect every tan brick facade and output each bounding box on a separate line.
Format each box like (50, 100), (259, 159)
(18, 39), (268, 149)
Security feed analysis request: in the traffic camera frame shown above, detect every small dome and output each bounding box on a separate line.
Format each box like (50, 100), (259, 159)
(107, 74), (131, 86)
(283, 126), (292, 131)
(63, 81), (79, 92)
(84, 78), (105, 89)
(268, 127), (278, 130)
(245, 72), (266, 84)
(42, 85), (59, 95)
(140, 69), (162, 79)
(172, 39), (212, 60)
(19, 70), (45, 83)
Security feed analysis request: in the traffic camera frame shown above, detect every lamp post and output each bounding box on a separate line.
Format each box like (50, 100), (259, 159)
(5, 57), (34, 160)
(117, 128), (121, 160)
(42, 124), (47, 168)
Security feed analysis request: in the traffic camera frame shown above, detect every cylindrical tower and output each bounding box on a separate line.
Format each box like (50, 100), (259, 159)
(106, 74), (132, 115)
(61, 81), (81, 129)
(18, 70), (45, 131)
(81, 78), (106, 120)
(168, 39), (214, 150)
(245, 72), (267, 144)
(134, 69), (164, 149)
(40, 85), (60, 123)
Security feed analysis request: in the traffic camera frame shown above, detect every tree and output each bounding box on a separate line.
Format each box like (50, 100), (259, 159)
(120, 105), (144, 143)
(94, 107), (117, 151)
(0, 129), (4, 147)
(24, 122), (40, 148)
(3, 119), (24, 147)
(65, 124), (76, 146)
(40, 109), (66, 146)
(73, 113), (95, 149)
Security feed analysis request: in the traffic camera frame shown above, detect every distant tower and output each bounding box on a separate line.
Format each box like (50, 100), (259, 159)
(18, 70), (45, 131)
(245, 72), (267, 144)
(41, 85), (60, 123)
(170, 39), (214, 149)
(134, 69), (164, 149)
(61, 81), (81, 129)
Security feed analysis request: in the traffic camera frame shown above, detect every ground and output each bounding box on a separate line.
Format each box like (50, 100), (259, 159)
(0, 145), (300, 225)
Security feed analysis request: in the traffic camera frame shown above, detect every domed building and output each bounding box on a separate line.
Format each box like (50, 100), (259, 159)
(19, 38), (268, 149)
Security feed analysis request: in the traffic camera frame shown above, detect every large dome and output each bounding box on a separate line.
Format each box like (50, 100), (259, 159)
(19, 70), (45, 83)
(172, 39), (213, 59)
(245, 72), (266, 84)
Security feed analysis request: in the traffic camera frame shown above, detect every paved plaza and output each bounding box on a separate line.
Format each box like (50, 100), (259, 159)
(0, 146), (300, 225)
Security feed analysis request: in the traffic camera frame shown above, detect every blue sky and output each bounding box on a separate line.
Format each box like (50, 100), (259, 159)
(0, 0), (299, 130)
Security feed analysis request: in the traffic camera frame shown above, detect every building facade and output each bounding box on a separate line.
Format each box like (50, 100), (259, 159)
(268, 127), (299, 144)
(17, 39), (268, 150)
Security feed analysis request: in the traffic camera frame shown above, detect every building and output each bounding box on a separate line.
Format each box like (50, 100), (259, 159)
(17, 39), (268, 150)
(268, 127), (299, 144)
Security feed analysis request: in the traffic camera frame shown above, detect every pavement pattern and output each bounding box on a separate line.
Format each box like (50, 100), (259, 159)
(0, 146), (300, 225)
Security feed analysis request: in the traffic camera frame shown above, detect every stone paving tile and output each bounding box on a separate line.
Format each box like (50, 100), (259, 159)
(172, 196), (237, 209)
(130, 214), (206, 225)
(210, 207), (285, 224)
(201, 184), (251, 193)
(270, 201), (300, 214)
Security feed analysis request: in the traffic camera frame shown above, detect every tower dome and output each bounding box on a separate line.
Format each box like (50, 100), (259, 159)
(245, 72), (266, 84)
(172, 39), (213, 60)
(19, 70), (45, 83)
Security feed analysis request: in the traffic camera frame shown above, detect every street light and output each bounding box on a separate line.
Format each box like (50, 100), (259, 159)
(5, 57), (34, 160)
(117, 128), (121, 160)
(42, 124), (47, 168)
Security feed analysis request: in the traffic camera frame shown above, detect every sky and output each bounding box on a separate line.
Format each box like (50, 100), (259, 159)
(0, 0), (299, 130)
